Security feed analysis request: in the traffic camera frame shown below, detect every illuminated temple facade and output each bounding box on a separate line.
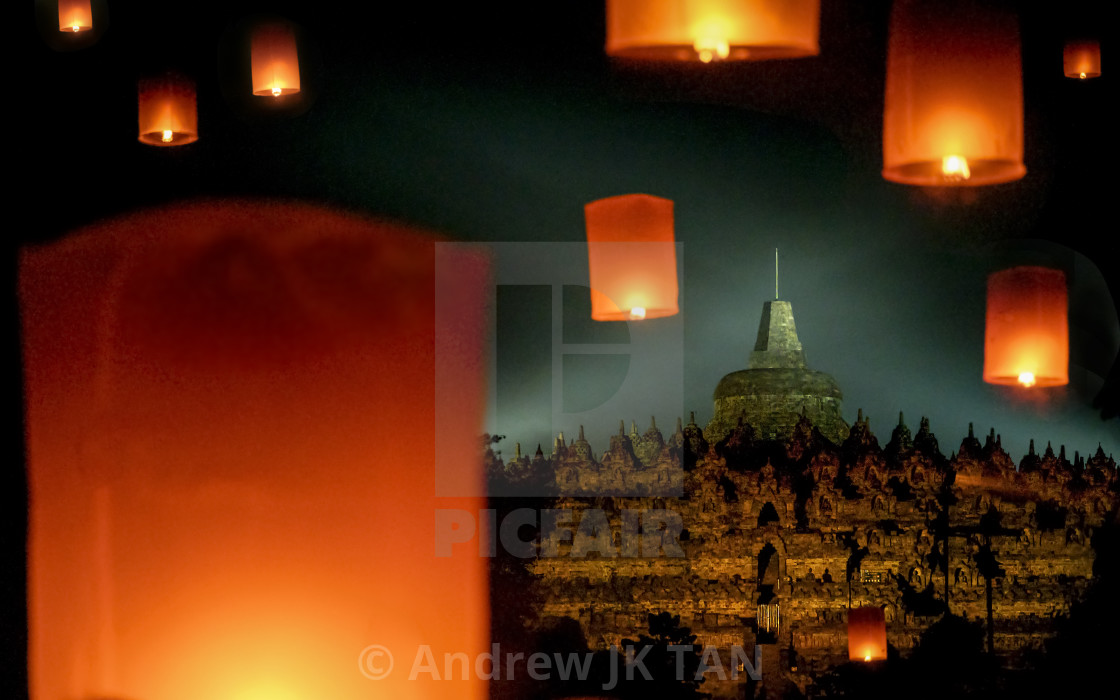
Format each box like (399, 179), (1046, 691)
(490, 300), (1119, 699)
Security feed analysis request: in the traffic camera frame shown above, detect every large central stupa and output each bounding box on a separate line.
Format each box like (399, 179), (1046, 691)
(706, 299), (849, 443)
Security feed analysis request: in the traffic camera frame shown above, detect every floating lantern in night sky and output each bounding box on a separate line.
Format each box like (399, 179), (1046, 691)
(21, 200), (490, 700)
(984, 266), (1069, 388)
(882, 0), (1025, 186)
(57, 0), (92, 32)
(252, 19), (301, 97)
(847, 606), (887, 662)
(584, 193), (679, 321)
(605, 0), (819, 62)
(137, 74), (198, 146)
(1064, 39), (1101, 79)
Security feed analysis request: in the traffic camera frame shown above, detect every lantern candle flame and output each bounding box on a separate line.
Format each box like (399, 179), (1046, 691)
(629, 306), (647, 320)
(941, 155), (971, 181)
(1018, 371), (1036, 387)
(694, 37), (730, 63)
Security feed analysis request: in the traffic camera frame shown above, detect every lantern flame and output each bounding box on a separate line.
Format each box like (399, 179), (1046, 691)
(1080, 72), (1087, 79)
(941, 155), (971, 181)
(272, 86), (283, 97)
(1018, 371), (1036, 387)
(71, 25), (81, 32)
(629, 306), (647, 320)
(694, 37), (730, 63)
(864, 653), (872, 662)
(161, 130), (173, 143)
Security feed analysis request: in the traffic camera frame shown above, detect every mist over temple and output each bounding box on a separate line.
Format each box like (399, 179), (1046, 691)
(487, 297), (1119, 699)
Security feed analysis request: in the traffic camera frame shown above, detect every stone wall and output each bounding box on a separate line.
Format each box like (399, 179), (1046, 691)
(492, 412), (1118, 699)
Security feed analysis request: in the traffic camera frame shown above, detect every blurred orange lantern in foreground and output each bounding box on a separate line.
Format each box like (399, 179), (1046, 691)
(57, 0), (92, 32)
(984, 266), (1068, 388)
(584, 194), (679, 321)
(882, 0), (1025, 186)
(1064, 39), (1101, 79)
(847, 606), (887, 662)
(252, 20), (301, 97)
(605, 0), (819, 62)
(138, 74), (198, 146)
(21, 201), (489, 700)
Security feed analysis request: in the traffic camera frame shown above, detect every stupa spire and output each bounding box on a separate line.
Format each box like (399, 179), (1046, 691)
(749, 299), (807, 369)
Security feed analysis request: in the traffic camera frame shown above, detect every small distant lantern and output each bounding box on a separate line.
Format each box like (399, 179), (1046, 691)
(984, 266), (1068, 388)
(138, 74), (198, 146)
(1064, 39), (1101, 79)
(882, 0), (1025, 186)
(605, 0), (819, 62)
(584, 194), (679, 321)
(251, 20), (301, 97)
(57, 0), (92, 32)
(847, 606), (887, 662)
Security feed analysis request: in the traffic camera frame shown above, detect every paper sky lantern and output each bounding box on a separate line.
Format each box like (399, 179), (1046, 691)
(847, 606), (887, 662)
(138, 74), (198, 146)
(605, 0), (819, 62)
(1064, 39), (1101, 79)
(252, 20), (302, 97)
(882, 0), (1025, 186)
(584, 194), (679, 321)
(21, 200), (489, 700)
(57, 0), (92, 32)
(984, 266), (1069, 388)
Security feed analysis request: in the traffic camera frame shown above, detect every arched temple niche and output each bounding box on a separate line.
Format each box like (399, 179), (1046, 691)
(757, 501), (781, 527)
(909, 566), (924, 587)
(753, 535), (790, 596)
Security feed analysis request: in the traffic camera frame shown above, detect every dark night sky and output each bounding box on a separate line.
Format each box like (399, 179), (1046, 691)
(15, 0), (1120, 460)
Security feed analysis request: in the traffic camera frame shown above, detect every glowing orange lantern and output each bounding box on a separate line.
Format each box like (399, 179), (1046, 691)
(983, 266), (1068, 388)
(138, 74), (198, 146)
(882, 0), (1025, 186)
(252, 20), (302, 97)
(847, 606), (887, 662)
(584, 194), (679, 321)
(605, 0), (819, 62)
(21, 201), (489, 700)
(1064, 39), (1101, 79)
(57, 0), (92, 32)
